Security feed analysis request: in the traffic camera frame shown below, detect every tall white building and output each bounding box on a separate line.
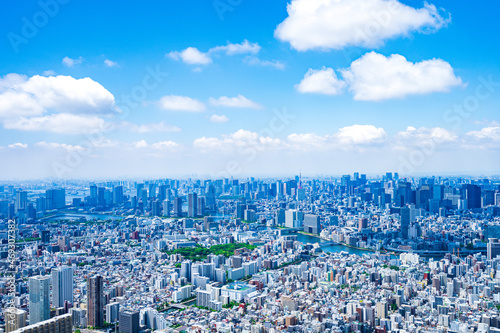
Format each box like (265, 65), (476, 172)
(51, 266), (73, 308)
(106, 302), (120, 323)
(29, 276), (50, 325)
(285, 209), (303, 228)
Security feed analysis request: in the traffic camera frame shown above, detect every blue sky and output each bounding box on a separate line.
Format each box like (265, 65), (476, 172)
(0, 0), (499, 179)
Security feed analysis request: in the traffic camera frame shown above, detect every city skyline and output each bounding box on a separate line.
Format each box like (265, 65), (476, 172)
(0, 0), (499, 179)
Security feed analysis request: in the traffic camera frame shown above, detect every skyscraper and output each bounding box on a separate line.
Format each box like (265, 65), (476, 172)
(303, 214), (321, 234)
(87, 274), (103, 328)
(112, 185), (124, 205)
(90, 185), (98, 206)
(45, 188), (66, 210)
(29, 276), (50, 325)
(52, 266), (74, 308)
(400, 207), (410, 239)
(15, 190), (28, 213)
(464, 184), (481, 209)
(188, 193), (197, 217)
(488, 238), (500, 260)
(173, 197), (183, 217)
(119, 310), (140, 333)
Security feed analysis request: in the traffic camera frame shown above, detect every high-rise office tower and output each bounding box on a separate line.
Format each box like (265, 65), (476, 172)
(173, 197), (183, 217)
(236, 203), (245, 219)
(112, 185), (124, 205)
(119, 310), (140, 333)
(15, 190), (28, 213)
(488, 238), (500, 260)
(106, 302), (120, 323)
(52, 266), (74, 308)
(152, 200), (161, 216)
(90, 185), (98, 206)
(303, 214), (321, 234)
(162, 200), (170, 217)
(188, 193), (197, 217)
(400, 207), (411, 239)
(140, 188), (148, 209)
(97, 187), (106, 207)
(29, 276), (50, 325)
(197, 196), (206, 216)
(464, 184), (481, 209)
(87, 274), (103, 328)
(45, 189), (66, 210)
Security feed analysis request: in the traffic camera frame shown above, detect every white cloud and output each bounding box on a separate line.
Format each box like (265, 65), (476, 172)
(194, 129), (283, 151)
(243, 56), (285, 70)
(133, 140), (149, 148)
(210, 115), (229, 123)
(150, 141), (180, 151)
(8, 143), (28, 149)
(287, 133), (328, 149)
(167, 40), (261, 65)
(62, 56), (84, 67)
(3, 114), (106, 134)
(132, 140), (180, 151)
(0, 73), (117, 118)
(121, 121), (181, 133)
(342, 52), (463, 101)
(335, 124), (387, 146)
(167, 47), (212, 65)
(43, 70), (56, 76)
(35, 142), (85, 151)
(466, 127), (500, 141)
(104, 59), (119, 67)
(158, 95), (206, 112)
(296, 67), (346, 95)
(194, 126), (386, 153)
(275, 0), (450, 51)
(209, 95), (262, 109)
(209, 40), (261, 55)
(393, 126), (457, 150)
(465, 127), (500, 149)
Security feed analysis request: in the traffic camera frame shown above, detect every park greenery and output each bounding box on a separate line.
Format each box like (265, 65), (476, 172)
(164, 243), (256, 261)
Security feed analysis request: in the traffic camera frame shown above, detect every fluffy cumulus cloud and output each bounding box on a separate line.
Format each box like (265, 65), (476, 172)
(209, 95), (262, 109)
(194, 125), (386, 152)
(209, 40), (261, 55)
(296, 67), (346, 95)
(3, 114), (107, 134)
(62, 56), (84, 67)
(193, 129), (283, 151)
(0, 73), (117, 118)
(393, 126), (457, 150)
(132, 140), (180, 151)
(275, 0), (450, 51)
(335, 124), (386, 146)
(167, 47), (212, 65)
(158, 95), (206, 112)
(465, 127), (500, 148)
(209, 115), (229, 123)
(342, 52), (463, 101)
(167, 40), (262, 65)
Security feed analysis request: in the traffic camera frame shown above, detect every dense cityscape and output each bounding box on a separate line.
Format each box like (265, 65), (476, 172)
(1, 174), (500, 333)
